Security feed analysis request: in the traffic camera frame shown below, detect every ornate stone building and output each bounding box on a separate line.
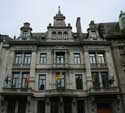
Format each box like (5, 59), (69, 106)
(0, 9), (125, 113)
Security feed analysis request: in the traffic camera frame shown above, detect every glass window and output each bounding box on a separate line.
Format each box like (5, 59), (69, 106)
(77, 100), (85, 113)
(39, 74), (46, 90)
(7, 101), (16, 113)
(12, 72), (20, 88)
(55, 72), (65, 89)
(89, 53), (96, 64)
(91, 31), (97, 39)
(56, 52), (65, 64)
(22, 72), (29, 88)
(38, 101), (45, 113)
(15, 53), (22, 65)
(74, 53), (81, 64)
(51, 100), (59, 113)
(15, 52), (31, 65)
(64, 100), (72, 113)
(24, 53), (31, 65)
(101, 72), (109, 88)
(98, 53), (105, 64)
(75, 74), (83, 90)
(40, 53), (47, 64)
(92, 72), (100, 89)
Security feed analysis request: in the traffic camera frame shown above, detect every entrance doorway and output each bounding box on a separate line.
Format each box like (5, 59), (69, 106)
(97, 103), (112, 113)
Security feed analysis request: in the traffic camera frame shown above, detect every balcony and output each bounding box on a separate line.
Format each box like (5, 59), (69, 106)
(88, 86), (119, 95)
(2, 78), (33, 95)
(13, 64), (30, 69)
(90, 63), (107, 68)
(33, 89), (88, 97)
(36, 64), (85, 70)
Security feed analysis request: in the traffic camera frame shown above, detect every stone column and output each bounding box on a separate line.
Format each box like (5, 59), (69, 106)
(72, 98), (77, 113)
(84, 48), (92, 89)
(45, 98), (50, 113)
(30, 49), (37, 90)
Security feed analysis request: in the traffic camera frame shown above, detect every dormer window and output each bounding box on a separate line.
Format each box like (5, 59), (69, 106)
(52, 32), (56, 39)
(57, 32), (62, 39)
(91, 31), (97, 40)
(64, 32), (68, 39)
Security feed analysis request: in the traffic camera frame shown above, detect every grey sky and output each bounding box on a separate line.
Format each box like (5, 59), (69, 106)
(0, 0), (125, 37)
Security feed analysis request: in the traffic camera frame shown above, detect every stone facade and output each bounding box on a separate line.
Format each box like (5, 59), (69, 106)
(0, 9), (125, 113)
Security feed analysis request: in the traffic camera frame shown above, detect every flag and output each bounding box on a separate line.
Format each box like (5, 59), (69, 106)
(55, 72), (61, 80)
(25, 76), (30, 86)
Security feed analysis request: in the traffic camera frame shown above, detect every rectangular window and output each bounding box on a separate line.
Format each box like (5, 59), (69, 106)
(56, 52), (65, 64)
(18, 100), (26, 113)
(39, 74), (46, 90)
(89, 53), (96, 64)
(101, 72), (109, 88)
(7, 100), (16, 113)
(22, 72), (29, 88)
(77, 100), (85, 113)
(37, 101), (45, 113)
(74, 53), (81, 64)
(51, 100), (59, 113)
(92, 72), (100, 89)
(24, 53), (31, 65)
(89, 52), (106, 66)
(64, 100), (72, 113)
(98, 53), (105, 64)
(75, 74), (83, 90)
(15, 52), (31, 65)
(40, 53), (47, 64)
(55, 72), (65, 89)
(12, 72), (20, 88)
(15, 52), (22, 65)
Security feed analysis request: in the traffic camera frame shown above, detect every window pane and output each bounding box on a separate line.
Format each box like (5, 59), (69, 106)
(40, 53), (47, 64)
(56, 72), (65, 89)
(98, 53), (105, 64)
(12, 72), (20, 88)
(77, 100), (85, 113)
(24, 53), (31, 65)
(101, 72), (109, 88)
(75, 74), (83, 89)
(15, 53), (22, 65)
(74, 53), (80, 64)
(56, 52), (65, 64)
(37, 101), (45, 113)
(22, 72), (29, 88)
(39, 74), (46, 90)
(89, 53), (96, 64)
(92, 72), (100, 89)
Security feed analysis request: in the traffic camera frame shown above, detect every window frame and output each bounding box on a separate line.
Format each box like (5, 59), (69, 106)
(75, 74), (83, 90)
(38, 74), (46, 90)
(40, 53), (47, 64)
(56, 52), (65, 64)
(74, 53), (81, 64)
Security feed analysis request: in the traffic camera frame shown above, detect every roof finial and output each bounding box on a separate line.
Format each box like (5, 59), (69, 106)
(58, 6), (61, 14)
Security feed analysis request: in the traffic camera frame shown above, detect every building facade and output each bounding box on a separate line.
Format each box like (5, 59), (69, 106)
(0, 9), (125, 113)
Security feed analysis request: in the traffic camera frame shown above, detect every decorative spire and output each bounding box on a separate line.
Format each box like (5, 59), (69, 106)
(58, 6), (61, 15)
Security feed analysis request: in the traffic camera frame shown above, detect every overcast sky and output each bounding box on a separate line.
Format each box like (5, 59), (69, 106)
(0, 0), (125, 37)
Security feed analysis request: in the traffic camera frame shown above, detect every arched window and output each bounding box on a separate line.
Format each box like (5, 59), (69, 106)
(58, 32), (62, 39)
(63, 32), (68, 39)
(52, 32), (56, 39)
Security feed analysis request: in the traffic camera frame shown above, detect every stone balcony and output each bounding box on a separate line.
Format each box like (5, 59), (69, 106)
(88, 86), (120, 95)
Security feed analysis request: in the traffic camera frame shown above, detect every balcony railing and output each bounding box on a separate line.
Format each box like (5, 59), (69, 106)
(88, 86), (119, 95)
(90, 63), (107, 68)
(2, 77), (33, 93)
